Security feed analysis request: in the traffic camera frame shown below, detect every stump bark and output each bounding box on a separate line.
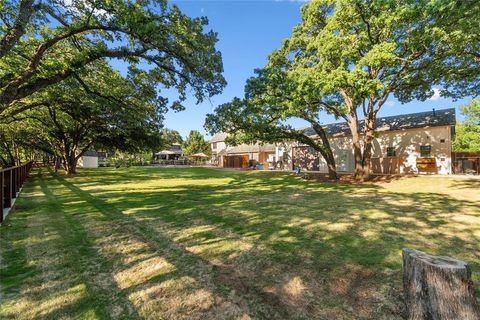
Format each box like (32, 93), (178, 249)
(402, 248), (480, 320)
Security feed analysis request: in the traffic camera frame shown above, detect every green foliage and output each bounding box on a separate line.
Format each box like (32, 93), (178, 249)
(0, 0), (226, 117)
(161, 128), (184, 150)
(100, 152), (152, 168)
(181, 130), (210, 158)
(453, 100), (480, 152)
(3, 61), (163, 173)
(0, 120), (40, 167)
(207, 0), (480, 180)
(270, 0), (479, 106)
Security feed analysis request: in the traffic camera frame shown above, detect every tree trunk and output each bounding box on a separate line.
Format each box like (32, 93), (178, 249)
(63, 151), (78, 175)
(402, 248), (480, 320)
(360, 116), (375, 181)
(348, 115), (365, 181)
(326, 160), (338, 180)
(310, 121), (338, 180)
(316, 143), (338, 180)
(54, 157), (61, 172)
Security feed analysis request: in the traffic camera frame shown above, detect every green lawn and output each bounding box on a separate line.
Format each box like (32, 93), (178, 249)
(1, 167), (479, 319)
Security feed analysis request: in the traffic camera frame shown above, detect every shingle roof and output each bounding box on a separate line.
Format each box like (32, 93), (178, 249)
(210, 132), (228, 143)
(303, 108), (456, 137)
(224, 143), (276, 154)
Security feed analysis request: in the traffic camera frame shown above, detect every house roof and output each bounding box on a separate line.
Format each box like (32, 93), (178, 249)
(303, 108), (456, 137)
(210, 132), (228, 143)
(224, 143), (276, 154)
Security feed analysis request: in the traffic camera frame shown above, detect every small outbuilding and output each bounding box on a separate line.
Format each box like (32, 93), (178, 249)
(78, 150), (99, 168)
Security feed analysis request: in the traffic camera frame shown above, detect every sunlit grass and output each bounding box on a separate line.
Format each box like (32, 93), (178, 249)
(1, 167), (479, 319)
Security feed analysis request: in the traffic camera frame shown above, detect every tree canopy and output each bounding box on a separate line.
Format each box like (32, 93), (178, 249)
(2, 60), (163, 173)
(0, 0), (226, 172)
(160, 128), (183, 150)
(0, 0), (226, 119)
(207, 0), (480, 180)
(182, 130), (210, 158)
(454, 100), (480, 152)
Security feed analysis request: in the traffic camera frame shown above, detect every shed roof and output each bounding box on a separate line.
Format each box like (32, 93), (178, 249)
(83, 150), (98, 157)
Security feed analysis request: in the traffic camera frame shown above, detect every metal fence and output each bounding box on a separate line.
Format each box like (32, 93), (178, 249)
(1, 162), (34, 223)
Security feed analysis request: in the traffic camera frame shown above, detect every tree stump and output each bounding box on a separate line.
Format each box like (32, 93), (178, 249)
(402, 248), (480, 320)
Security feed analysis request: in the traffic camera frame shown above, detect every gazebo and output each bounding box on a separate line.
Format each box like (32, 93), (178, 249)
(155, 150), (176, 160)
(155, 143), (183, 161)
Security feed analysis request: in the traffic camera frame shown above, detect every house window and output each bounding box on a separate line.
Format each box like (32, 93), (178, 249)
(386, 147), (396, 157)
(420, 145), (432, 157)
(212, 142), (217, 149)
(440, 139), (445, 143)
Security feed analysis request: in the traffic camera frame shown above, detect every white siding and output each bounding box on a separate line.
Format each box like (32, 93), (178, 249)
(78, 156), (98, 168)
(317, 126), (452, 174)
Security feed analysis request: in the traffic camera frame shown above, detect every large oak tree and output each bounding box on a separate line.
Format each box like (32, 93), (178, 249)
(7, 61), (163, 174)
(0, 0), (226, 119)
(208, 0), (480, 181)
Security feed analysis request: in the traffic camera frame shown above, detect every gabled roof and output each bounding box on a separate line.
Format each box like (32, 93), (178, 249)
(210, 132), (228, 143)
(303, 108), (456, 137)
(224, 143), (276, 154)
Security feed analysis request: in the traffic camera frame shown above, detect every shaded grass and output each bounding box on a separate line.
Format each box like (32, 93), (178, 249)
(1, 167), (479, 319)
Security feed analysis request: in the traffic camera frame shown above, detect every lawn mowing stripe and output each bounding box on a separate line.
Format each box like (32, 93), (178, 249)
(0, 183), (40, 319)
(35, 174), (143, 319)
(53, 172), (297, 319)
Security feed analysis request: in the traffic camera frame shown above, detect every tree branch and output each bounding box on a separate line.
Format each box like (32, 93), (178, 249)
(0, 0), (37, 59)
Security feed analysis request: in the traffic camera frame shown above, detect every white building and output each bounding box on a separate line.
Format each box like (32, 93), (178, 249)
(78, 150), (99, 168)
(211, 108), (456, 175)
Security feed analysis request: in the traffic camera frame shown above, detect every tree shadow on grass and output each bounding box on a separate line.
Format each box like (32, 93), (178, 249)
(71, 167), (240, 186)
(1, 176), (144, 319)
(59, 171), (480, 319)
(2, 169), (479, 319)
(449, 177), (480, 189)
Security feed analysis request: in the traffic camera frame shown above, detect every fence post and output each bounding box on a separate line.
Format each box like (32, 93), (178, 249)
(12, 168), (17, 197)
(4, 170), (12, 208)
(16, 167), (20, 194)
(0, 171), (3, 223)
(0, 162), (34, 224)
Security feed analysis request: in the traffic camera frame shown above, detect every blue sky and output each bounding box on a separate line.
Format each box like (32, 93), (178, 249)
(123, 0), (473, 138)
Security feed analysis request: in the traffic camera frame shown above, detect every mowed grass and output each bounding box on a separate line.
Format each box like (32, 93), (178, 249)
(0, 167), (479, 320)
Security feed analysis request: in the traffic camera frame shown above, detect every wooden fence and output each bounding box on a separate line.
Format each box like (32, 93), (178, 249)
(1, 162), (34, 223)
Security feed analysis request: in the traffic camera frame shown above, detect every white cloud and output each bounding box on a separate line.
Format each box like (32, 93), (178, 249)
(428, 88), (442, 101)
